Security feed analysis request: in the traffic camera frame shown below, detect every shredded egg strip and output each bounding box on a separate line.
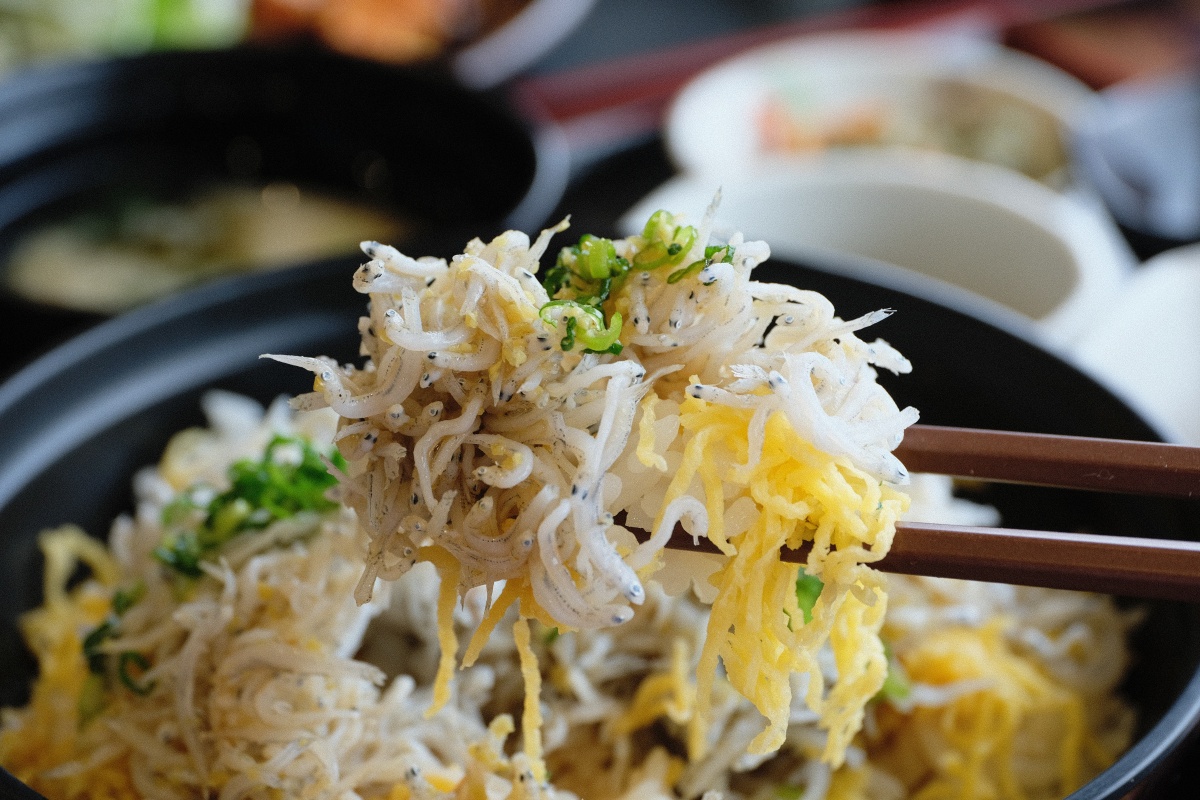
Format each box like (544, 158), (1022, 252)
(0, 528), (135, 797)
(662, 397), (906, 763)
(871, 616), (1119, 800)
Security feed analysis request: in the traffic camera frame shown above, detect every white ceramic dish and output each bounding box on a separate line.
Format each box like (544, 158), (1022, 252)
(665, 29), (1098, 188)
(452, 0), (596, 89)
(1072, 241), (1200, 445)
(621, 150), (1135, 348)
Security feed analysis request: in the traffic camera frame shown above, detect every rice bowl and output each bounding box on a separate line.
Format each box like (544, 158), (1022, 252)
(0, 229), (1197, 799)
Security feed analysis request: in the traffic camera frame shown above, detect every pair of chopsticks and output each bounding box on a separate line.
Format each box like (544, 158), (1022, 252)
(651, 425), (1200, 602)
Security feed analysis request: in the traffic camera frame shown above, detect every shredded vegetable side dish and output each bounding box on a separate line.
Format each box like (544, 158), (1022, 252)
(1, 211), (1140, 800)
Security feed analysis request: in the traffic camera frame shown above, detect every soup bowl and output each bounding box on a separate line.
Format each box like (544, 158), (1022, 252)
(0, 45), (567, 375)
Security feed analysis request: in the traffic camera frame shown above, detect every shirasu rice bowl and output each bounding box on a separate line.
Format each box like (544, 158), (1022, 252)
(0, 212), (1140, 799)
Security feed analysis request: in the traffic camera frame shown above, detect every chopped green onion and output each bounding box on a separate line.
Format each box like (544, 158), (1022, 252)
(561, 316), (577, 351)
(632, 212), (695, 271)
(581, 311), (623, 354)
(539, 301), (623, 355)
(543, 626), (560, 645)
(539, 219), (718, 356)
(540, 259), (573, 298)
(876, 641), (911, 703)
(575, 235), (619, 281)
(117, 651), (156, 696)
(667, 260), (706, 284)
(154, 436), (342, 577)
(641, 210), (673, 241)
(111, 581), (145, 616)
(78, 673), (107, 726)
(80, 576), (150, 719)
(82, 621), (115, 675)
(796, 572), (823, 625)
(540, 234), (627, 356)
(668, 245), (732, 285)
(160, 494), (200, 527)
(537, 213), (712, 355)
(154, 531), (204, 578)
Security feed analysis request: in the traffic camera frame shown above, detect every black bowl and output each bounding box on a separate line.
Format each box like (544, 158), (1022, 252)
(0, 240), (1197, 799)
(0, 45), (567, 378)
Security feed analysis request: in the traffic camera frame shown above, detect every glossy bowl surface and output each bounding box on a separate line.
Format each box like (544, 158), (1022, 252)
(0, 239), (1197, 799)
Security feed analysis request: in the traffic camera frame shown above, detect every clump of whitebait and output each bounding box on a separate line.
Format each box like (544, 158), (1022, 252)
(266, 204), (918, 765)
(268, 208), (914, 626)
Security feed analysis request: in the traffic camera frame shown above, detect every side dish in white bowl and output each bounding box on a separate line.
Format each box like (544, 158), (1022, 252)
(665, 29), (1098, 190)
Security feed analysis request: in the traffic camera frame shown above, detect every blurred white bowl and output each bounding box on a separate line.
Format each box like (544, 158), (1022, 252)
(666, 29), (1098, 188)
(1072, 242), (1200, 444)
(621, 150), (1135, 348)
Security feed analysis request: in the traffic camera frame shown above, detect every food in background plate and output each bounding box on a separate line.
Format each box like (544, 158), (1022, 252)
(666, 33), (1096, 191)
(3, 182), (407, 314)
(0, 0), (247, 75)
(251, 0), (529, 64)
(758, 80), (1068, 182)
(0, 0), (527, 75)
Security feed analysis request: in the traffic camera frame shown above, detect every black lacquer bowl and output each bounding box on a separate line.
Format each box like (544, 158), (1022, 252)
(0, 242), (1196, 799)
(0, 45), (566, 377)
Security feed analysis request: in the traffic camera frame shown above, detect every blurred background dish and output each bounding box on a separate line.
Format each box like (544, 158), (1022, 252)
(0, 0), (250, 73)
(0, 45), (566, 375)
(664, 28), (1098, 189)
(1073, 241), (1200, 447)
(619, 25), (1144, 354)
(3, 179), (407, 316)
(1072, 70), (1200, 258)
(621, 149), (1135, 349)
(252, 0), (596, 88)
(0, 0), (596, 90)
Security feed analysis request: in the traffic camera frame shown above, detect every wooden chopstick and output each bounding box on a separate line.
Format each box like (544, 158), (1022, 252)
(651, 520), (1200, 602)
(895, 424), (1200, 499)
(884, 522), (1200, 601)
(638, 425), (1200, 602)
